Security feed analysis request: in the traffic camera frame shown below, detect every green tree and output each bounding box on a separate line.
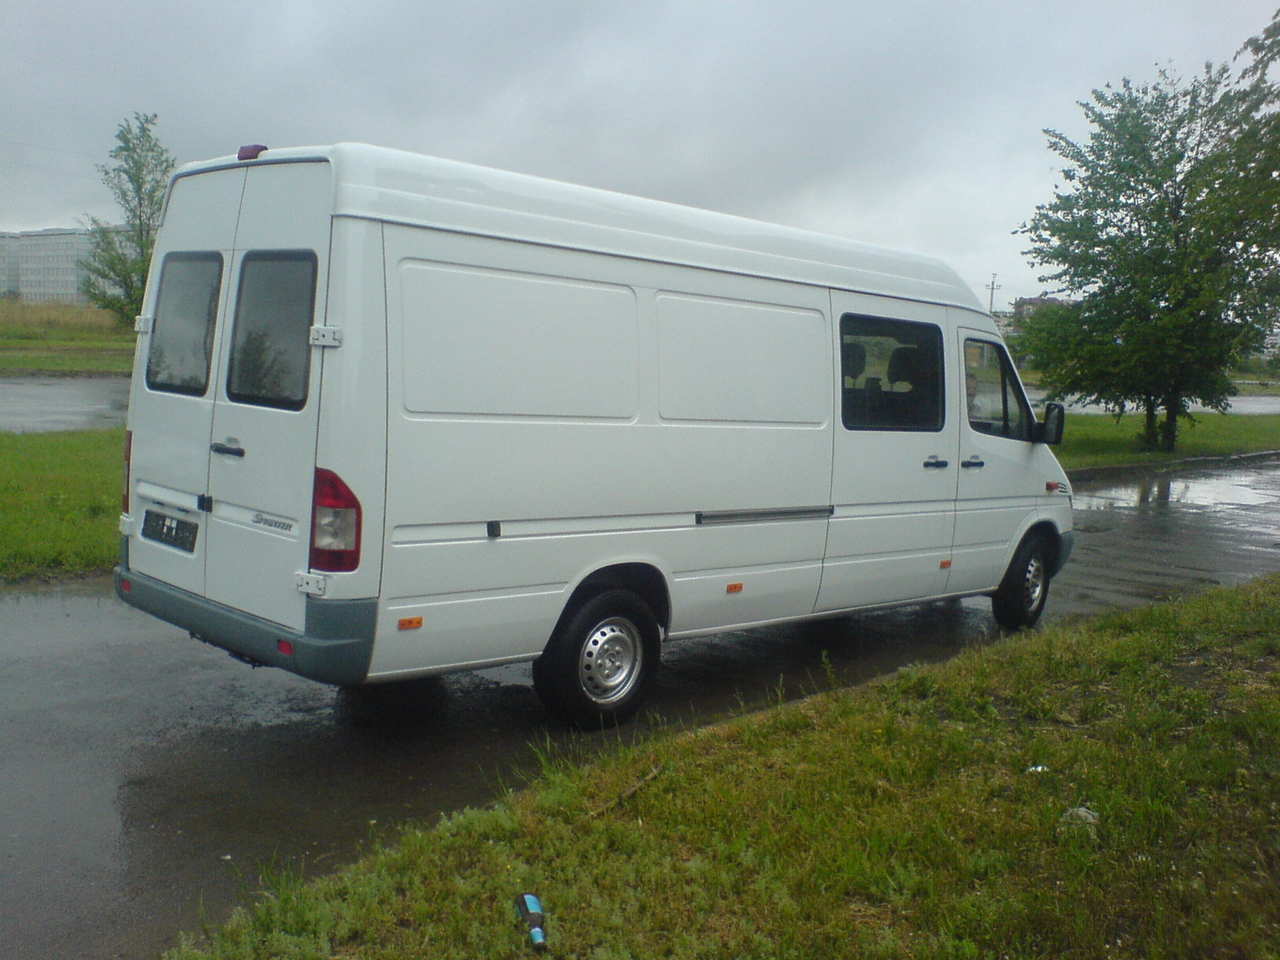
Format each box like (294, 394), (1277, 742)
(1021, 37), (1280, 451)
(1012, 301), (1150, 441)
(81, 113), (176, 327)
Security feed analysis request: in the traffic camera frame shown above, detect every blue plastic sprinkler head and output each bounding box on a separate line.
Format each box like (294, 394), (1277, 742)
(515, 893), (548, 952)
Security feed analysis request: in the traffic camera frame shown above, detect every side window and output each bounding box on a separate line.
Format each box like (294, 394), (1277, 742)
(146, 252), (222, 395)
(840, 314), (944, 431)
(226, 251), (317, 411)
(964, 339), (1031, 440)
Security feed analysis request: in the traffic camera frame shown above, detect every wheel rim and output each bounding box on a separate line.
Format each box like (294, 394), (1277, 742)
(1022, 553), (1046, 612)
(578, 617), (643, 706)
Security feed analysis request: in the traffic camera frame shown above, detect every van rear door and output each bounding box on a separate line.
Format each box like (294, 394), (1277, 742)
(201, 161), (332, 632)
(127, 168), (244, 599)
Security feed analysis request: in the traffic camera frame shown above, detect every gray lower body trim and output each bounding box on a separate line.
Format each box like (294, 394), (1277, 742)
(113, 562), (376, 686)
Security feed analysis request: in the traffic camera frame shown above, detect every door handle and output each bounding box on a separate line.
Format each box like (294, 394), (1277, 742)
(210, 440), (245, 458)
(922, 457), (949, 469)
(961, 458), (986, 469)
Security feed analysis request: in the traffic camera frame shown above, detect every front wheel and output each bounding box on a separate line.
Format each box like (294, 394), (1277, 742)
(533, 589), (660, 727)
(991, 535), (1050, 630)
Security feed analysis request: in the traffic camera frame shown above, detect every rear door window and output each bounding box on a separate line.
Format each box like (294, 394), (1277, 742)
(226, 251), (317, 410)
(146, 252), (223, 395)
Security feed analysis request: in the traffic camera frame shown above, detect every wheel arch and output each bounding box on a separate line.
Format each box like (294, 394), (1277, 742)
(548, 562), (672, 652)
(1018, 519), (1066, 578)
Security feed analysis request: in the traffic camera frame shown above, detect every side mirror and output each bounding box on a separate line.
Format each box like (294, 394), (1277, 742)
(1034, 402), (1065, 445)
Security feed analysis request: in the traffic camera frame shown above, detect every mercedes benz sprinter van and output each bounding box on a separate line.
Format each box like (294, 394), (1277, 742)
(114, 143), (1072, 725)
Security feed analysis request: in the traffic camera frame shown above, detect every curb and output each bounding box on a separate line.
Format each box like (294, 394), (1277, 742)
(1066, 450), (1280, 485)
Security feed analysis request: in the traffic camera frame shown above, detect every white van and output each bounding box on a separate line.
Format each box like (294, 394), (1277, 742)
(114, 143), (1072, 725)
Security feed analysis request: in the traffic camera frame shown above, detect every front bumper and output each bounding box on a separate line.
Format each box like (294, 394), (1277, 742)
(114, 565), (376, 686)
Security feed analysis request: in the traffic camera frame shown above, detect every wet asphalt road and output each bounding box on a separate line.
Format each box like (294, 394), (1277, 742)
(2, 461), (1279, 959)
(0, 377), (130, 433)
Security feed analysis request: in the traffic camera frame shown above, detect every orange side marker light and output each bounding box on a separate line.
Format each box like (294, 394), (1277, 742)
(726, 583), (744, 594)
(398, 616), (424, 631)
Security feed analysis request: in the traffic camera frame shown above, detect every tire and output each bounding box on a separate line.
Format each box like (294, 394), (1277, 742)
(533, 589), (660, 727)
(991, 535), (1051, 630)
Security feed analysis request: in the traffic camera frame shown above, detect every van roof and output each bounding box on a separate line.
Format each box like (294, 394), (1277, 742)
(177, 143), (985, 313)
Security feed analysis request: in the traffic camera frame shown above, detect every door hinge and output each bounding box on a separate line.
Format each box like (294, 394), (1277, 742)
(295, 572), (328, 597)
(197, 494), (213, 512)
(308, 326), (343, 347)
(134, 314), (153, 333)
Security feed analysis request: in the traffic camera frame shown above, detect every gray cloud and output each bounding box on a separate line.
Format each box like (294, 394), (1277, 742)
(1, 0), (1271, 305)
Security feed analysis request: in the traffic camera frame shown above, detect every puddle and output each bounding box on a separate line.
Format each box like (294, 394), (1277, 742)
(1074, 472), (1276, 511)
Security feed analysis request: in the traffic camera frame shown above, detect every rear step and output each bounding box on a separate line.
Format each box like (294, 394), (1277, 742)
(191, 631), (267, 669)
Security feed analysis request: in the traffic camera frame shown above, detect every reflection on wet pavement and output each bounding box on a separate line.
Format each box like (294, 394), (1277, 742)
(1, 460), (1278, 959)
(1073, 471), (1273, 510)
(1053, 462), (1280, 623)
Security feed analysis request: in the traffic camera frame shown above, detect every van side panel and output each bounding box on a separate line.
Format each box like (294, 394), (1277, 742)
(369, 225), (831, 678)
(400, 263), (638, 419)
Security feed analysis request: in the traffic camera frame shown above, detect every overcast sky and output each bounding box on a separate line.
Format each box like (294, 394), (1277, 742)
(2, 0), (1273, 307)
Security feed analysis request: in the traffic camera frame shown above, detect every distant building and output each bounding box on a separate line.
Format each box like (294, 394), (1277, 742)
(0, 227), (98, 304)
(1265, 320), (1280, 357)
(1012, 295), (1075, 319)
(0, 232), (19, 298)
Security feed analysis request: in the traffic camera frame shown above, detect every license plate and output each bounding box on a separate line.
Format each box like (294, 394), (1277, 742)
(142, 510), (198, 553)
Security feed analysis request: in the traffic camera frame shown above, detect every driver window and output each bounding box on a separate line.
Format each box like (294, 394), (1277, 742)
(964, 339), (1030, 440)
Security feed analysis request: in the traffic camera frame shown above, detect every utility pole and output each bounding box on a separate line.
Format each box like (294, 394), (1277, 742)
(985, 273), (1002, 314)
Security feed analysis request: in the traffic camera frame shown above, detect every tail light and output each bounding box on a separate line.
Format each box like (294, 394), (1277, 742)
(310, 468), (361, 572)
(122, 430), (132, 513)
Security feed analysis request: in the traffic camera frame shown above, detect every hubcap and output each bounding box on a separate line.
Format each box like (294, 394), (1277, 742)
(578, 617), (642, 705)
(1023, 554), (1045, 611)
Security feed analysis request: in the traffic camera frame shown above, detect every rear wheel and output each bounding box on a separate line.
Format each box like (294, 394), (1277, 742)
(533, 589), (659, 727)
(991, 535), (1050, 630)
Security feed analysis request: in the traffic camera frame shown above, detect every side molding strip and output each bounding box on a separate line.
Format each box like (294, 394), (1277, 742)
(695, 505), (834, 526)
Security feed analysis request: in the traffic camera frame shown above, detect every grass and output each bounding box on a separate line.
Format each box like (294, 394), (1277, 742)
(0, 300), (135, 375)
(0, 429), (124, 580)
(1232, 380), (1280, 397)
(164, 575), (1280, 959)
(1056, 413), (1280, 471)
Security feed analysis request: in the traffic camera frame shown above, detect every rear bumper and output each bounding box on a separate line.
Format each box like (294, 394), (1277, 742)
(113, 564), (376, 686)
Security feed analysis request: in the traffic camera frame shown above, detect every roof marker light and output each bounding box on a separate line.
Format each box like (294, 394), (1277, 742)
(237, 144), (268, 161)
